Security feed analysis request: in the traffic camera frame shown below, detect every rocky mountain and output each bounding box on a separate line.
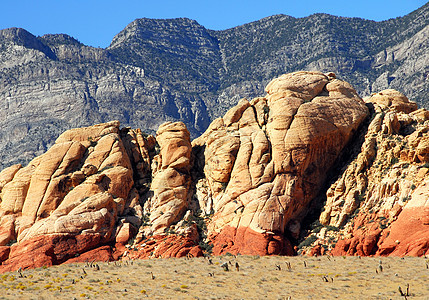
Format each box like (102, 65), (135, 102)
(0, 71), (428, 272)
(0, 3), (428, 171)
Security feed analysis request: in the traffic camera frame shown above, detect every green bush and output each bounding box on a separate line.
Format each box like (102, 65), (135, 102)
(298, 235), (317, 249)
(390, 157), (399, 165)
(326, 225), (339, 232)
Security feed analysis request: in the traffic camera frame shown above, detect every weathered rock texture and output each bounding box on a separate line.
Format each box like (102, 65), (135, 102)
(2, 71), (429, 272)
(0, 120), (201, 272)
(304, 89), (429, 257)
(193, 71), (369, 255)
(143, 121), (192, 235)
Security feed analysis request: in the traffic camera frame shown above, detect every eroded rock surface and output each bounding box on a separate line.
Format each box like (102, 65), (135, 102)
(0, 121), (149, 271)
(2, 71), (428, 272)
(193, 71), (369, 255)
(307, 89), (429, 257)
(0, 118), (201, 272)
(143, 122), (192, 235)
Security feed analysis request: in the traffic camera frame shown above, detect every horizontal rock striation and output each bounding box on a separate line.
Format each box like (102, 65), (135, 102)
(1, 3), (429, 170)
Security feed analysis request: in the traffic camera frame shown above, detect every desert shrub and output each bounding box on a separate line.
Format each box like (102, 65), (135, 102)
(87, 136), (97, 147)
(309, 220), (323, 233)
(356, 192), (365, 202)
(127, 236), (136, 245)
(312, 226), (322, 233)
(326, 225), (339, 232)
(401, 195), (411, 201)
(199, 240), (213, 254)
(154, 143), (161, 155)
(298, 235), (317, 249)
(390, 157), (399, 165)
(141, 214), (150, 226)
(183, 210), (214, 254)
(6, 239), (17, 246)
(351, 208), (360, 218)
(263, 105), (269, 114)
(379, 222), (388, 229)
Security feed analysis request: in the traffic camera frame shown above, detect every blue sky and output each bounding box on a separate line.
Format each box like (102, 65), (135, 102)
(0, 0), (427, 48)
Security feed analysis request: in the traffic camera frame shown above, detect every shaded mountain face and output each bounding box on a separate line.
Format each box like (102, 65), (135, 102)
(0, 3), (428, 169)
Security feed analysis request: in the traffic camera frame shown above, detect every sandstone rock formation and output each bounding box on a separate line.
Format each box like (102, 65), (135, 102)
(2, 71), (429, 272)
(142, 121), (192, 235)
(306, 89), (429, 257)
(193, 71), (369, 255)
(0, 120), (200, 272)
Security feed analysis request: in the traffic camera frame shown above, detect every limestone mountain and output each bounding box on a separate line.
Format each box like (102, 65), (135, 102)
(0, 3), (428, 170)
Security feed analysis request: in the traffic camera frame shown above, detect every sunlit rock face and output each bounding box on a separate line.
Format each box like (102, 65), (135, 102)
(193, 71), (369, 255)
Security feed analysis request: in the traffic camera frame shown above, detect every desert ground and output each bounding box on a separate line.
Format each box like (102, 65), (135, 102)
(0, 255), (427, 299)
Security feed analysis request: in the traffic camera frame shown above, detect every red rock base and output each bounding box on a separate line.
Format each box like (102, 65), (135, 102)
(332, 208), (429, 257)
(0, 233), (104, 273)
(124, 234), (203, 260)
(210, 226), (294, 256)
(331, 213), (384, 256)
(377, 206), (429, 256)
(0, 233), (203, 273)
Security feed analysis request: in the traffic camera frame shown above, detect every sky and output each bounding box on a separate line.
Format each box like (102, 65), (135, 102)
(0, 0), (427, 48)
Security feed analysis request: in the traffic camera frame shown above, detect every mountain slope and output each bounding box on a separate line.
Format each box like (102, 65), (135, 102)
(0, 3), (428, 169)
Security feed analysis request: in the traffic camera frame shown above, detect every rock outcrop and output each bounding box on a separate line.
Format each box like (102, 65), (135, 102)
(305, 89), (429, 257)
(142, 121), (192, 235)
(1, 71), (429, 272)
(193, 71), (369, 255)
(0, 120), (200, 272)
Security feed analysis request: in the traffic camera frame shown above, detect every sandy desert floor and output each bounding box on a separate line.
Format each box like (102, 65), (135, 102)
(0, 255), (427, 299)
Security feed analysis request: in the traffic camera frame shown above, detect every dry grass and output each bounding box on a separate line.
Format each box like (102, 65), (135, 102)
(0, 255), (428, 299)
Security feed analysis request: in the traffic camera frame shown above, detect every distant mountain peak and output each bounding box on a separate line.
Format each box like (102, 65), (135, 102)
(39, 33), (83, 47)
(0, 27), (56, 59)
(0, 27), (38, 47)
(109, 17), (205, 49)
(0, 3), (428, 172)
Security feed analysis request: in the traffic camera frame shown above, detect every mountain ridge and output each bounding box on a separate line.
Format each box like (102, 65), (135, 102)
(0, 3), (428, 169)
